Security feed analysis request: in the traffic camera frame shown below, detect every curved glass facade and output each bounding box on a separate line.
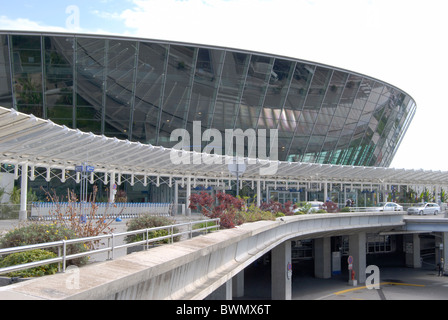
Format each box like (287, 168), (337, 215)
(0, 31), (416, 167)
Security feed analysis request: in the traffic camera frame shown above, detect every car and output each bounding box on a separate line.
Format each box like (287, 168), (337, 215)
(294, 201), (324, 214)
(407, 203), (441, 215)
(371, 202), (403, 212)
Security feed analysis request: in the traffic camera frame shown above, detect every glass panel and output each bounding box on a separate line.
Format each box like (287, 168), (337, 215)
(236, 54), (273, 134)
(134, 42), (168, 144)
(189, 48), (224, 133)
(340, 75), (362, 108)
(320, 70), (348, 116)
(260, 59), (294, 130)
(0, 35), (13, 108)
(43, 36), (74, 126)
(11, 35), (43, 117)
(284, 63), (314, 112)
(213, 51), (249, 132)
(75, 37), (106, 133)
(163, 45), (195, 142)
(303, 66), (332, 110)
(76, 94), (101, 135)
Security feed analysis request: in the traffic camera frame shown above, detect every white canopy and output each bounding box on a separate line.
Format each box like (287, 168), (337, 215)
(1, 106), (448, 188)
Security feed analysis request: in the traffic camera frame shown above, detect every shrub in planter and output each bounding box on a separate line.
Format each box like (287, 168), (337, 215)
(259, 200), (296, 216)
(125, 215), (180, 244)
(0, 249), (58, 278)
(189, 192), (246, 229)
(0, 223), (88, 267)
(241, 204), (277, 223)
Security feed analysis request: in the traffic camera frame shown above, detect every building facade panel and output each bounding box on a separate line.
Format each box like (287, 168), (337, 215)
(0, 31), (416, 167)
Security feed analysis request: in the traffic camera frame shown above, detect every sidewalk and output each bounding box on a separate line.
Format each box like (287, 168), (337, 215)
(0, 220), (21, 235)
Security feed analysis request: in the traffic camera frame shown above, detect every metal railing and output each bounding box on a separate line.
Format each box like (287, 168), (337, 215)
(0, 218), (220, 276)
(31, 202), (173, 218)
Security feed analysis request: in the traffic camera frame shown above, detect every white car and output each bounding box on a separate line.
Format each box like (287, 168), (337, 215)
(294, 201), (324, 214)
(372, 202), (403, 212)
(407, 203), (441, 215)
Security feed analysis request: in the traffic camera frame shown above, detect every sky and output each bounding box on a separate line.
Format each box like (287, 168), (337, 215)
(1, 0), (448, 171)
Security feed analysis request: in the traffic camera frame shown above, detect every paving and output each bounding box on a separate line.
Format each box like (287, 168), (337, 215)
(239, 260), (448, 300)
(295, 267), (448, 300)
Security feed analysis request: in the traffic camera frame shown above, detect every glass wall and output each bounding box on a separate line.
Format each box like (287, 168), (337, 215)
(0, 32), (416, 167)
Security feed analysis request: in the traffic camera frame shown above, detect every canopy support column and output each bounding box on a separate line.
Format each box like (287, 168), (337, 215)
(109, 172), (116, 203)
(19, 163), (28, 221)
(186, 177), (192, 216)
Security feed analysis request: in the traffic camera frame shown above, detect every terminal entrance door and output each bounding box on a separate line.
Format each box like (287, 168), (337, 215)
(269, 190), (300, 204)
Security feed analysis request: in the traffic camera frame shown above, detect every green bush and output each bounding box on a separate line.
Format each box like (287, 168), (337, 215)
(240, 204), (278, 223)
(0, 223), (88, 266)
(0, 249), (58, 278)
(125, 215), (180, 244)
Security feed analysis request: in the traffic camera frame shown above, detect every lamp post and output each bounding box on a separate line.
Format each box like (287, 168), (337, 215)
(228, 157), (246, 197)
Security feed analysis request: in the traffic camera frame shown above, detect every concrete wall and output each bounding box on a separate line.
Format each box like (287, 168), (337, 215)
(0, 212), (405, 300)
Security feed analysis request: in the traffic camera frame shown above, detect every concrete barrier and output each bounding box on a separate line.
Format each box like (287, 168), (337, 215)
(0, 212), (405, 300)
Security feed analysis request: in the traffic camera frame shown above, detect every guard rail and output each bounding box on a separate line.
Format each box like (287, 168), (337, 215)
(0, 218), (220, 276)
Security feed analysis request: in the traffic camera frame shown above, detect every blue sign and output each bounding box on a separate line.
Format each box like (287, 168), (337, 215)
(75, 165), (95, 172)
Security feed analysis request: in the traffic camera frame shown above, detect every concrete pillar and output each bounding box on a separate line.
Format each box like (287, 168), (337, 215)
(271, 240), (292, 300)
(314, 237), (331, 279)
(109, 172), (116, 203)
(441, 232), (448, 274)
(257, 180), (261, 206)
(323, 182), (328, 203)
(19, 163), (28, 221)
(174, 180), (179, 215)
(186, 177), (191, 216)
(349, 232), (366, 284)
(405, 233), (421, 268)
(232, 270), (244, 298)
(207, 279), (232, 300)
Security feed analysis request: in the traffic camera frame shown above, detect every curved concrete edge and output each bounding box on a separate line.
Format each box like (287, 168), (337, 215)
(0, 212), (405, 300)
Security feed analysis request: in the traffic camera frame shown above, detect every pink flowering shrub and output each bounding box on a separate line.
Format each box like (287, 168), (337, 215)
(189, 192), (295, 229)
(189, 192), (246, 228)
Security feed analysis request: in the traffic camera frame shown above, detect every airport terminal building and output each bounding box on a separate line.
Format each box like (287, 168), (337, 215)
(0, 31), (416, 204)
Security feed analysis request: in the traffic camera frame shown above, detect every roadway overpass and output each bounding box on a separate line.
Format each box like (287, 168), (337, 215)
(2, 211), (447, 300)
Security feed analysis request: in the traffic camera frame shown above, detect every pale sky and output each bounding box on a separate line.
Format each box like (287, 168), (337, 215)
(1, 0), (448, 171)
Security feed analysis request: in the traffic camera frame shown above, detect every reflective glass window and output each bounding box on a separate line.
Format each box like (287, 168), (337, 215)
(214, 52), (249, 131)
(190, 48), (224, 130)
(303, 67), (332, 110)
(134, 42), (168, 144)
(75, 37), (107, 133)
(339, 75), (361, 107)
(0, 32), (418, 166)
(11, 35), (43, 117)
(261, 59), (294, 130)
(42, 36), (75, 127)
(321, 71), (348, 116)
(0, 35), (13, 108)
(163, 44), (195, 139)
(284, 63), (314, 112)
(238, 54), (273, 132)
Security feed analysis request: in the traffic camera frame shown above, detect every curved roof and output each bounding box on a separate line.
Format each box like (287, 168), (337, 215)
(1, 106), (446, 188)
(0, 31), (416, 167)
